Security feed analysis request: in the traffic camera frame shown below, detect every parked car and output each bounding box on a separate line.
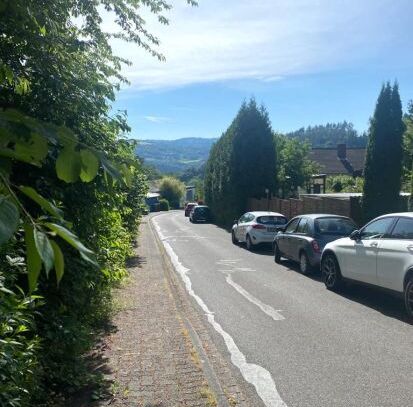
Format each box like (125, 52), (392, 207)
(185, 202), (198, 217)
(321, 212), (413, 317)
(189, 205), (211, 223)
(273, 214), (357, 274)
(232, 211), (288, 250)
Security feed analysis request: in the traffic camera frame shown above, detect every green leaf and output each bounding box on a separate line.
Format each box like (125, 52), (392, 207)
(0, 196), (19, 245)
(19, 186), (63, 219)
(15, 133), (48, 165)
(50, 241), (64, 285)
(120, 163), (133, 187)
(44, 222), (99, 267)
(56, 127), (78, 148)
(24, 224), (42, 292)
(80, 149), (99, 182)
(34, 229), (54, 277)
(100, 155), (122, 181)
(56, 146), (81, 183)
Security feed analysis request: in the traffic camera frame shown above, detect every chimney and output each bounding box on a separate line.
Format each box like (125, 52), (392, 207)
(337, 144), (347, 159)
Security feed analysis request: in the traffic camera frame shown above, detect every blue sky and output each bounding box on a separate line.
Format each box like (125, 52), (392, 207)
(108, 0), (413, 140)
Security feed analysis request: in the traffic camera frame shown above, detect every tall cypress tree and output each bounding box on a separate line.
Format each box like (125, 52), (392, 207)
(204, 99), (277, 224)
(363, 82), (405, 221)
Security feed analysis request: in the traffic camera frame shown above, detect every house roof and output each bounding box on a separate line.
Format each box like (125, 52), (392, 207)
(309, 148), (366, 175)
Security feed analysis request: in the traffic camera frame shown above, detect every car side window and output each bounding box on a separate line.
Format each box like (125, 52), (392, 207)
(296, 218), (309, 234)
(360, 217), (395, 240)
(390, 217), (413, 240)
(285, 218), (300, 233)
(247, 214), (255, 222)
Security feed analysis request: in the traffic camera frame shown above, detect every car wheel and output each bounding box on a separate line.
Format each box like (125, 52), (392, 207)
(232, 231), (238, 245)
(299, 251), (312, 275)
(246, 235), (254, 251)
(274, 243), (281, 263)
(404, 277), (413, 319)
(321, 253), (342, 290)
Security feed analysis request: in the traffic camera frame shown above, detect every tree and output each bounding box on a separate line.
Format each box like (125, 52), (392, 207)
(276, 135), (319, 197)
(363, 82), (405, 221)
(159, 176), (185, 209)
(402, 102), (413, 196)
(286, 122), (367, 148)
(0, 0), (195, 404)
(205, 99), (276, 224)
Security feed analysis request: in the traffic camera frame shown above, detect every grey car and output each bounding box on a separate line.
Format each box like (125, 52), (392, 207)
(273, 214), (357, 274)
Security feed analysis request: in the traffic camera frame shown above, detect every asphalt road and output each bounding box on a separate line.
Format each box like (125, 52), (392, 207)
(152, 211), (413, 407)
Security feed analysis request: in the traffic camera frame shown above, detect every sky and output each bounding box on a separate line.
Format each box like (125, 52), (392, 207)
(108, 0), (413, 140)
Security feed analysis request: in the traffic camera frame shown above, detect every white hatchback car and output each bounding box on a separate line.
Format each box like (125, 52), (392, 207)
(321, 212), (413, 317)
(232, 211), (287, 250)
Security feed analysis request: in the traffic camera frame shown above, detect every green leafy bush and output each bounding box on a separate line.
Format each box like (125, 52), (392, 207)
(159, 199), (170, 211)
(159, 177), (185, 209)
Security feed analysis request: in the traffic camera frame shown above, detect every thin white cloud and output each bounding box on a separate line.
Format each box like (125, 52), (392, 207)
(102, 0), (411, 90)
(144, 115), (171, 123)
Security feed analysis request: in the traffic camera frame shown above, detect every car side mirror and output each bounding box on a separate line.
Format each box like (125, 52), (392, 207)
(276, 225), (285, 232)
(234, 219), (238, 225)
(350, 230), (360, 240)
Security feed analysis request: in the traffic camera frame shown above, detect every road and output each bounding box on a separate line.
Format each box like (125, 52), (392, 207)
(152, 211), (413, 407)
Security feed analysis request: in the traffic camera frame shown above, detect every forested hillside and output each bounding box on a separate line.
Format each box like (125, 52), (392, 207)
(286, 122), (367, 147)
(135, 137), (216, 173)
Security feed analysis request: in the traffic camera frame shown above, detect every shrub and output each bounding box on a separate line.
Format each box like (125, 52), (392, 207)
(159, 177), (185, 209)
(159, 199), (170, 211)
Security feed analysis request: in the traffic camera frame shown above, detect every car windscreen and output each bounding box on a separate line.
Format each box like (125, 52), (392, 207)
(315, 217), (356, 235)
(195, 207), (209, 215)
(257, 216), (287, 225)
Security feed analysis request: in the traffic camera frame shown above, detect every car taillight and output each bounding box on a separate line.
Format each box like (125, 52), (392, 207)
(252, 224), (266, 229)
(311, 240), (321, 253)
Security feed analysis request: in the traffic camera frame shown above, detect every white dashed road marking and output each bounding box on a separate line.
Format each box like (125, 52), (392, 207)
(153, 217), (288, 407)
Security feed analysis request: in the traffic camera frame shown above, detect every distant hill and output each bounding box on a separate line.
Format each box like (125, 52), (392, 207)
(135, 137), (216, 174)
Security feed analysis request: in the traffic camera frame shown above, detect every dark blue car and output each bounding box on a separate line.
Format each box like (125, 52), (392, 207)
(273, 214), (357, 274)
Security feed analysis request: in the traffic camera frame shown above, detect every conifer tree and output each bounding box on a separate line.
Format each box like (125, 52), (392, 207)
(363, 82), (405, 221)
(204, 99), (276, 224)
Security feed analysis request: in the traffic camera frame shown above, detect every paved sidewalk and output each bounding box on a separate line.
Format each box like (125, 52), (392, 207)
(99, 216), (250, 407)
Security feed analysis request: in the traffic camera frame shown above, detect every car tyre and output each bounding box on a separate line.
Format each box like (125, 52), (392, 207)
(299, 251), (312, 275)
(246, 235), (254, 251)
(274, 243), (281, 263)
(321, 253), (342, 291)
(404, 277), (413, 319)
(232, 231), (238, 245)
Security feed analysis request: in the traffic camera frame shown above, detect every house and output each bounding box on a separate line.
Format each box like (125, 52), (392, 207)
(309, 144), (366, 177)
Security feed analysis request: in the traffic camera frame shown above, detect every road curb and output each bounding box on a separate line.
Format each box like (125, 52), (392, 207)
(149, 213), (232, 407)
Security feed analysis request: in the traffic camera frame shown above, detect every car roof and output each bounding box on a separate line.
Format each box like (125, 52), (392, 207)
(292, 213), (352, 220)
(374, 212), (413, 219)
(195, 205), (209, 209)
(248, 211), (286, 217)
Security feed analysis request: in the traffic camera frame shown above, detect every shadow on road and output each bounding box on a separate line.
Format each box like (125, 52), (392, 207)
(281, 259), (412, 325)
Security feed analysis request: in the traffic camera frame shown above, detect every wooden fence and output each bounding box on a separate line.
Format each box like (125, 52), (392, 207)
(248, 195), (364, 225)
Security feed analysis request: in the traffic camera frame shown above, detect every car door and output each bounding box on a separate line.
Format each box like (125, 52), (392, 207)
(338, 217), (396, 284)
(235, 214), (246, 241)
(279, 217), (300, 258)
(376, 217), (413, 292)
(236, 213), (250, 242)
(289, 217), (310, 261)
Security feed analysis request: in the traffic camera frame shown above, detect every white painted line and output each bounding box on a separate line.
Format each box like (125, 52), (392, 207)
(152, 218), (288, 407)
(226, 274), (285, 321)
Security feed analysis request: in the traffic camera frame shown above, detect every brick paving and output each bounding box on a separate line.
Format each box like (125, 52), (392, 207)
(99, 216), (252, 407)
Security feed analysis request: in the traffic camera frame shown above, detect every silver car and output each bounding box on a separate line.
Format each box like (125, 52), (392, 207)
(232, 211), (287, 250)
